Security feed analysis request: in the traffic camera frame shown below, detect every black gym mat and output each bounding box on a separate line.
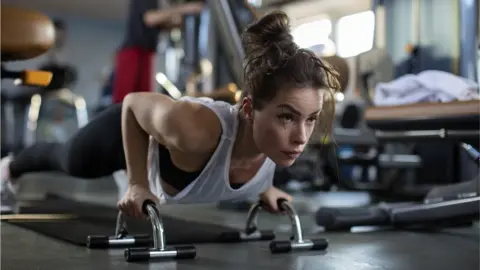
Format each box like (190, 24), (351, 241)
(1, 194), (239, 247)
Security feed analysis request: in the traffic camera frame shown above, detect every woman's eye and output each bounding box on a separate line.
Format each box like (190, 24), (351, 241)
(307, 117), (317, 123)
(278, 114), (293, 122)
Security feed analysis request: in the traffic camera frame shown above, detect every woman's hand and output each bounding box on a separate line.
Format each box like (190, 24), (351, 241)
(117, 184), (160, 219)
(259, 186), (293, 214)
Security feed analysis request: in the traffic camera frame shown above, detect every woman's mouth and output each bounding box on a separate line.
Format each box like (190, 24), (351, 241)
(281, 151), (301, 159)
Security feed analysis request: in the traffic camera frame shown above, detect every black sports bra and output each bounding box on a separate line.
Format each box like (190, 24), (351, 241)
(158, 144), (243, 191)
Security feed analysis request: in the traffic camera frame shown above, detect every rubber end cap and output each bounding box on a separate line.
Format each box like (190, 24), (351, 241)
(124, 248), (150, 262)
(86, 235), (110, 249)
(175, 245), (197, 259)
(269, 240), (292, 254)
(311, 238), (329, 251)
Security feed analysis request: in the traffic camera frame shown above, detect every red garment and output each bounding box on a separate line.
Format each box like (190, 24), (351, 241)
(112, 47), (155, 103)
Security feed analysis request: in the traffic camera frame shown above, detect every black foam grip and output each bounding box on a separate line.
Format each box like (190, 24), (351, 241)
(259, 230), (275, 240)
(315, 206), (390, 230)
(269, 241), (292, 254)
(257, 198), (289, 210)
(86, 235), (110, 249)
(124, 248), (150, 262)
(276, 198), (288, 211)
(218, 231), (241, 242)
(142, 199), (157, 215)
(310, 238), (329, 251)
(175, 245), (197, 259)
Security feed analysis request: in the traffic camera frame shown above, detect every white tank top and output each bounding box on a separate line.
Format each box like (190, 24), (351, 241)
(147, 96), (276, 204)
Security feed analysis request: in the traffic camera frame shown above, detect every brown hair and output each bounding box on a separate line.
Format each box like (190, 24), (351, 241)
(240, 11), (341, 138)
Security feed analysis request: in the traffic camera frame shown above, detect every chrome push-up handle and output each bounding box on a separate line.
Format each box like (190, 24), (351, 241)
(87, 200), (197, 262)
(243, 198), (329, 254)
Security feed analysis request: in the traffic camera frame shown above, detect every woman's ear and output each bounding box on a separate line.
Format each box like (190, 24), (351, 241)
(242, 97), (254, 122)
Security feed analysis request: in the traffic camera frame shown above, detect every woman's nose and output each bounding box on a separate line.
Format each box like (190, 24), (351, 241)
(292, 125), (307, 145)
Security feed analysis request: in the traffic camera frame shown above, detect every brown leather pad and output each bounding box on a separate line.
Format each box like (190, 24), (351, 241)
(1, 5), (55, 61)
(365, 100), (480, 131)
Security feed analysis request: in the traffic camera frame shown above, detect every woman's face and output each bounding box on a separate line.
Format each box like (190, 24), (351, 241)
(249, 87), (323, 167)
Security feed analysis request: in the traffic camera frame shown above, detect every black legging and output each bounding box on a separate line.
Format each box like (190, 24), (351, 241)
(9, 104), (126, 179)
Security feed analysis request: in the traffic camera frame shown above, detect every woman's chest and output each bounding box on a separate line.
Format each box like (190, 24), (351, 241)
(228, 159), (266, 184)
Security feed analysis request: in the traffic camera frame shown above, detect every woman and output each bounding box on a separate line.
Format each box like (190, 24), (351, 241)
(0, 11), (340, 217)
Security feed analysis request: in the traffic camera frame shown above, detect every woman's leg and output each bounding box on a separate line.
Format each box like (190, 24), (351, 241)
(11, 103), (126, 178)
(1, 103), (127, 212)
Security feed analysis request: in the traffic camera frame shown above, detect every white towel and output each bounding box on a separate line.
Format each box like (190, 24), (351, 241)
(374, 70), (479, 106)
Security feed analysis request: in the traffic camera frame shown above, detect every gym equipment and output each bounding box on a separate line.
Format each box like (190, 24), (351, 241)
(1, 6), (56, 155)
(123, 200), (196, 262)
(180, 14), (201, 93)
(39, 61), (78, 90)
(219, 201), (276, 242)
(1, 5), (88, 151)
(1, 5), (55, 61)
(4, 194), (257, 247)
(86, 211), (151, 249)
(268, 199), (328, 254)
(1, 5), (55, 85)
(23, 33), (87, 146)
(23, 86), (89, 147)
(316, 179), (479, 230)
(1, 66), (53, 88)
(208, 0), (246, 86)
(316, 99), (480, 230)
(4, 214), (479, 270)
(224, 199), (328, 254)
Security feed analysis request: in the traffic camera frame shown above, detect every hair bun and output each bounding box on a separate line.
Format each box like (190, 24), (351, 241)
(242, 11), (298, 78)
(244, 11), (292, 45)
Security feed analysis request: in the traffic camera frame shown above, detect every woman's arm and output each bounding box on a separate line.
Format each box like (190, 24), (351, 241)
(121, 92), (221, 188)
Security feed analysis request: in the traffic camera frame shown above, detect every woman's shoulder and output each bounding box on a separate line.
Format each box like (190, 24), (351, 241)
(180, 96), (239, 138)
(179, 96), (238, 121)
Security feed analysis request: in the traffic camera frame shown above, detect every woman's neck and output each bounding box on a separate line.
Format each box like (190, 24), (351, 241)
(231, 108), (264, 164)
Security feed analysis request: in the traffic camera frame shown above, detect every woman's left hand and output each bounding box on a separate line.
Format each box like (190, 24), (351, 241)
(259, 186), (293, 214)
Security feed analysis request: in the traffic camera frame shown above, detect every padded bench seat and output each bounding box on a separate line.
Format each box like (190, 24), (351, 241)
(365, 100), (480, 131)
(1, 5), (55, 61)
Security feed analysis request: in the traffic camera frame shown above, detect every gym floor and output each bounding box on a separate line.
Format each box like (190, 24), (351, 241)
(1, 174), (479, 270)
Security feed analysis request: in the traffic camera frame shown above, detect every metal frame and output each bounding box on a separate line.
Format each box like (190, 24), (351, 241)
(122, 202), (197, 262)
(207, 0), (245, 86)
(245, 201), (305, 243)
(245, 200), (328, 253)
(23, 88), (89, 146)
(144, 204), (166, 251)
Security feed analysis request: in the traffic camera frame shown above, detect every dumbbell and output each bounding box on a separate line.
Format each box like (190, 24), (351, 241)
(219, 201), (276, 242)
(124, 200), (197, 262)
(86, 211), (151, 249)
(268, 199), (329, 254)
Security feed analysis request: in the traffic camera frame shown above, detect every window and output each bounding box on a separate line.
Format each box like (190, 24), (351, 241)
(247, 0), (262, 8)
(292, 19), (332, 49)
(336, 11), (375, 58)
